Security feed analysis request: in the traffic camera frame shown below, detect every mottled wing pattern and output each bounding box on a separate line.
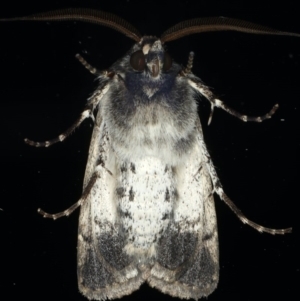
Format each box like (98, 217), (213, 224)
(148, 119), (219, 300)
(77, 111), (145, 300)
(116, 157), (176, 257)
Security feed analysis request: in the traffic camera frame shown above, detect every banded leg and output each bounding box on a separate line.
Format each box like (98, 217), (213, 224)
(38, 167), (103, 219)
(196, 119), (292, 235)
(75, 53), (100, 75)
(25, 81), (110, 147)
(188, 78), (278, 125)
(184, 51), (195, 74)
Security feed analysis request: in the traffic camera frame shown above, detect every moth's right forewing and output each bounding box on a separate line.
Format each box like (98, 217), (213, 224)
(148, 119), (219, 299)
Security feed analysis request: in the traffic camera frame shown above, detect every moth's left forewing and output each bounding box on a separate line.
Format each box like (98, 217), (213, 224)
(77, 79), (145, 300)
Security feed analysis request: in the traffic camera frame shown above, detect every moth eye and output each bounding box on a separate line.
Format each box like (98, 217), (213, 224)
(130, 50), (146, 71)
(163, 52), (172, 72)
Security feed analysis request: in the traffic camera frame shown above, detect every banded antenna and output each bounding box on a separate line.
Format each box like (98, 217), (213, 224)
(160, 17), (300, 42)
(0, 8), (142, 42)
(1, 8), (300, 42)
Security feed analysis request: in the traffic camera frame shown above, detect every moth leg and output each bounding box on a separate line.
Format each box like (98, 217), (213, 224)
(182, 51), (195, 74)
(196, 119), (292, 235)
(188, 78), (278, 125)
(24, 82), (110, 147)
(75, 53), (100, 75)
(38, 168), (100, 219)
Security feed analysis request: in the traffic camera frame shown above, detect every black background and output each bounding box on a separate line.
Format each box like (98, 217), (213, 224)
(0, 0), (299, 300)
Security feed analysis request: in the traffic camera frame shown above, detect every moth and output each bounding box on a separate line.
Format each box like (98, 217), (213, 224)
(1, 8), (296, 300)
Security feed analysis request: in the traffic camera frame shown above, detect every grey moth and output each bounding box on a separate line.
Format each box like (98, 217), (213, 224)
(1, 8), (295, 300)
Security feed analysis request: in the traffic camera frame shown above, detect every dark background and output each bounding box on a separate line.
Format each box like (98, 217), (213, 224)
(0, 0), (299, 300)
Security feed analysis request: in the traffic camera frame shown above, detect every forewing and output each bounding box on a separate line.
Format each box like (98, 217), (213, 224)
(148, 120), (219, 300)
(77, 110), (145, 300)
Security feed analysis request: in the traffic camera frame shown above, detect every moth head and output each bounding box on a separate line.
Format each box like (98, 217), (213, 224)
(129, 37), (172, 78)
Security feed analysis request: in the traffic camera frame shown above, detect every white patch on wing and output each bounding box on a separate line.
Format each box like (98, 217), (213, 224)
(118, 156), (174, 257)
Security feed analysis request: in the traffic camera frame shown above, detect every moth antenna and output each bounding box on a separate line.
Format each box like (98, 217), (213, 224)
(184, 51), (195, 73)
(0, 8), (141, 42)
(188, 78), (279, 123)
(161, 17), (300, 42)
(75, 54), (99, 75)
